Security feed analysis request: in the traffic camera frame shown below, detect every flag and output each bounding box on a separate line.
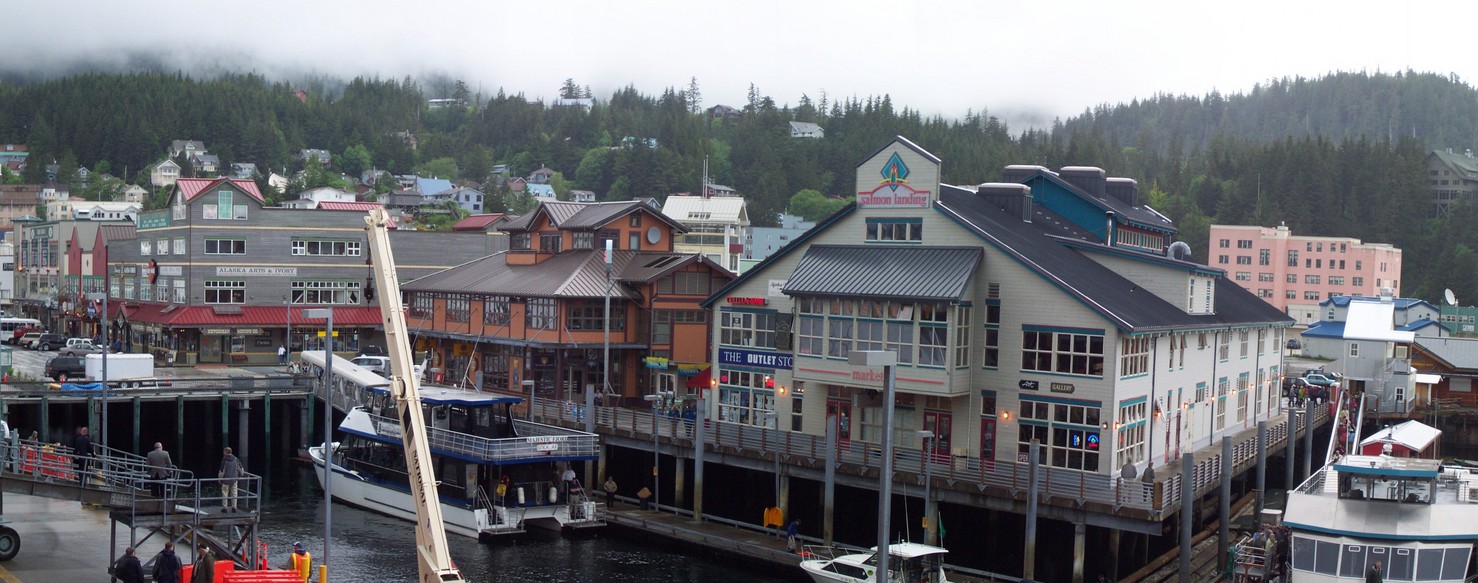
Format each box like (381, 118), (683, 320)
(937, 513), (945, 544)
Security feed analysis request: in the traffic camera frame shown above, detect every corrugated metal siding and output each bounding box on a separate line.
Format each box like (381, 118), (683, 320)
(782, 245), (981, 301)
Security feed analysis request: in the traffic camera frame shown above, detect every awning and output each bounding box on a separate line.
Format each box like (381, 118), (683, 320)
(685, 366), (712, 389)
(782, 245), (981, 301)
(1359, 420), (1442, 454)
(1414, 373), (1443, 385)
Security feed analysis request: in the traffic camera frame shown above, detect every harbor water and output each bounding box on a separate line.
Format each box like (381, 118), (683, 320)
(254, 462), (803, 582)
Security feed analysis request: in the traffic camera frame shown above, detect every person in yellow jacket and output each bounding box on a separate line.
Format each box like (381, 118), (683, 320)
(279, 541), (312, 581)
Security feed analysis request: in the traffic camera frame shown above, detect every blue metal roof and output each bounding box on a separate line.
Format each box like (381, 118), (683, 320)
(416, 177), (454, 196)
(1301, 321), (1347, 338)
(1320, 296), (1435, 311)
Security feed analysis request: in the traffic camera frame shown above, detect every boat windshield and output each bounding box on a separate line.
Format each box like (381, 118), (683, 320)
(861, 551), (946, 583)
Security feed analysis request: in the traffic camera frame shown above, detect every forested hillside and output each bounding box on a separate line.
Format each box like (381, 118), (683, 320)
(0, 70), (1474, 303)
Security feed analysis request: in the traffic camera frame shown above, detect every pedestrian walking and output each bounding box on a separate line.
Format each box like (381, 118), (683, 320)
(603, 476), (618, 509)
(151, 541), (182, 583)
(218, 447), (243, 512)
(113, 546), (145, 583)
(786, 519), (801, 553)
(1366, 559), (1383, 583)
(73, 426), (92, 483)
(278, 345), (288, 366)
(147, 442), (174, 497)
(191, 543), (215, 583)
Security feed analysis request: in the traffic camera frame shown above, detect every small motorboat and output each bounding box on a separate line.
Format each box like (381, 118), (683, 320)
(799, 541), (949, 583)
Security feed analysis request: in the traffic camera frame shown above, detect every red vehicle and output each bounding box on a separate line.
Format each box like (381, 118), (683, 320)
(7, 326), (43, 345)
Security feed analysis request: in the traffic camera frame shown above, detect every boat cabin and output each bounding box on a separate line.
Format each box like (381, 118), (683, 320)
(1335, 455), (1439, 504)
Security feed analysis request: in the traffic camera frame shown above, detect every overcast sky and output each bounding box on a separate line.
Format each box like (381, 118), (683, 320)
(8, 1), (1465, 128)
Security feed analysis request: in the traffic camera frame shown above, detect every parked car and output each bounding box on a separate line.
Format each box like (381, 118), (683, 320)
(45, 356), (87, 381)
(1285, 339), (1302, 350)
(357, 345), (387, 357)
(1301, 371), (1340, 388)
(65, 338), (94, 349)
(34, 333), (67, 351)
(59, 342), (104, 356)
(8, 326), (43, 345)
(17, 331), (45, 350)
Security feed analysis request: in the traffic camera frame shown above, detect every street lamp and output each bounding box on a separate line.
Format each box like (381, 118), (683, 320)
(86, 291), (108, 448)
(643, 392), (670, 512)
(849, 350), (897, 581)
(304, 307), (335, 578)
(916, 429), (934, 545)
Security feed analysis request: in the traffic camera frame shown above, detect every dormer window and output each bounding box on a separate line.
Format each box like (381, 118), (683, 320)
(540, 233), (562, 253)
(573, 232), (595, 249)
(511, 233), (531, 250)
(630, 214), (642, 227)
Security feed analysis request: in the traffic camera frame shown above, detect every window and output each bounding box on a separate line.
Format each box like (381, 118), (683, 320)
(953, 306), (971, 367)
(1235, 272), (1251, 281)
(720, 310), (776, 348)
(204, 280), (245, 304)
(291, 280), (362, 305)
(140, 240), (152, 256)
(1216, 377), (1228, 430)
(1236, 256), (1251, 265)
(483, 296), (510, 325)
(511, 233), (531, 250)
(1218, 239), (1230, 248)
(1353, 277), (1364, 287)
(1237, 375), (1249, 424)
(173, 238), (186, 255)
(156, 239), (169, 255)
(205, 239), (246, 254)
(864, 218), (923, 242)
(567, 300), (627, 331)
(1349, 343), (1359, 357)
(1218, 331), (1230, 361)
(1286, 274), (1298, 284)
(1022, 328), (1105, 376)
(526, 298), (557, 330)
(140, 280), (153, 301)
(857, 320), (884, 352)
(1259, 272), (1274, 282)
(1306, 242), (1313, 252)
(539, 233), (562, 253)
(572, 232), (595, 249)
(1287, 250), (1298, 267)
(1116, 399), (1147, 465)
(919, 325), (947, 366)
(291, 239), (361, 256)
(1328, 276), (1344, 286)
(658, 272), (711, 295)
(1120, 336), (1150, 377)
(173, 280), (186, 303)
(1239, 330), (1249, 358)
(982, 299), (1001, 368)
(1304, 291), (1320, 300)
(409, 293), (432, 318)
(716, 368), (775, 427)
(1355, 260), (1363, 271)
(1018, 398), (1102, 471)
(629, 214), (642, 227)
(1237, 239), (1252, 249)
(827, 317), (853, 358)
(1218, 255), (1228, 264)
(1258, 249), (1270, 265)
(446, 295), (470, 322)
(886, 321), (914, 365)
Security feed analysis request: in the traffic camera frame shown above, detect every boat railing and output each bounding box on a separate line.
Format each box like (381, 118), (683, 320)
(365, 410), (600, 461)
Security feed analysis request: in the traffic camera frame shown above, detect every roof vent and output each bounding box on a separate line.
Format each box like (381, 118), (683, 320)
(975, 183), (1033, 222)
(1168, 241), (1193, 261)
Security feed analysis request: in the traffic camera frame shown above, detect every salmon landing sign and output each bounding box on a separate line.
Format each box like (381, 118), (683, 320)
(855, 137), (940, 209)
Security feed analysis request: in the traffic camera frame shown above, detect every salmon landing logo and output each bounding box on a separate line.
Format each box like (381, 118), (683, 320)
(858, 151), (931, 208)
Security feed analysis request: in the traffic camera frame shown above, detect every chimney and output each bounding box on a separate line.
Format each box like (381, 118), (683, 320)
(975, 183), (1033, 222)
(1003, 164), (1051, 184)
(1467, 149), (1473, 159)
(1060, 166), (1107, 198)
(1105, 177), (1139, 206)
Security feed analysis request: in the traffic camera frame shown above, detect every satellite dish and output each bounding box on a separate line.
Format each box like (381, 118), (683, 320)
(1445, 288), (1458, 306)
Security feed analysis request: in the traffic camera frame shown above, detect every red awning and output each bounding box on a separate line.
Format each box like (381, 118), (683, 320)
(115, 304), (383, 327)
(685, 366), (712, 389)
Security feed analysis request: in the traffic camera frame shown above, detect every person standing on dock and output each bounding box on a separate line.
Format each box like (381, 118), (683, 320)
(191, 543), (215, 583)
(113, 546), (145, 583)
(278, 345), (289, 366)
(281, 541), (312, 582)
(786, 519), (801, 553)
(73, 426), (92, 483)
(147, 442), (174, 497)
(603, 476), (618, 509)
(218, 447), (243, 513)
(151, 541), (182, 583)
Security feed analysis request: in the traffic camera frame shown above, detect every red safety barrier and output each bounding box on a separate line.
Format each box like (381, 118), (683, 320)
(221, 571), (304, 582)
(20, 446), (76, 481)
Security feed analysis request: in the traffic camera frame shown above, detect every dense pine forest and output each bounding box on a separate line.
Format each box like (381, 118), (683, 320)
(0, 70), (1474, 304)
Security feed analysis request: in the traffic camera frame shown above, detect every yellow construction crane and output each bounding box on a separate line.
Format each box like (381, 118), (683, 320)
(363, 207), (467, 583)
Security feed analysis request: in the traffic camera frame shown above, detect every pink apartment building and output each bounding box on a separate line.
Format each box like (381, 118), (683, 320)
(1209, 223), (1403, 324)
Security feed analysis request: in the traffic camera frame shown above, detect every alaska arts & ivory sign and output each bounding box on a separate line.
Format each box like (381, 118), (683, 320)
(215, 266), (298, 277)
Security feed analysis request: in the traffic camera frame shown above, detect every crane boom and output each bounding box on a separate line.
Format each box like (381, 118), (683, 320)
(364, 208), (467, 583)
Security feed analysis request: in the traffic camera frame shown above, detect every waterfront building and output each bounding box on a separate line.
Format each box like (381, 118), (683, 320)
(398, 199), (732, 403)
(16, 218), (131, 333)
(661, 193), (749, 273)
(95, 177), (494, 365)
(1208, 223), (1402, 323)
(704, 137), (1292, 476)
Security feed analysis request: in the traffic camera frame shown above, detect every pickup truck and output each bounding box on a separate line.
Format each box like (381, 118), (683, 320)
(59, 342), (104, 356)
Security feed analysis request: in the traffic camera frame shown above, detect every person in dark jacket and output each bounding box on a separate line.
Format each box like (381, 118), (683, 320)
(151, 541), (182, 583)
(191, 543), (215, 583)
(218, 447), (244, 512)
(73, 426), (92, 483)
(1366, 560), (1383, 583)
(113, 546), (145, 583)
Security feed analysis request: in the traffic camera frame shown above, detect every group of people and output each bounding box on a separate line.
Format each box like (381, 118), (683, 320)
(144, 442), (245, 512)
(113, 539), (312, 582)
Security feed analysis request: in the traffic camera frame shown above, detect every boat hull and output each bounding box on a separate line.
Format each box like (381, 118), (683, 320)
(309, 446), (486, 538)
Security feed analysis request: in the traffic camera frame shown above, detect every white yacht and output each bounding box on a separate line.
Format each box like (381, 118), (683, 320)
(799, 542), (950, 583)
